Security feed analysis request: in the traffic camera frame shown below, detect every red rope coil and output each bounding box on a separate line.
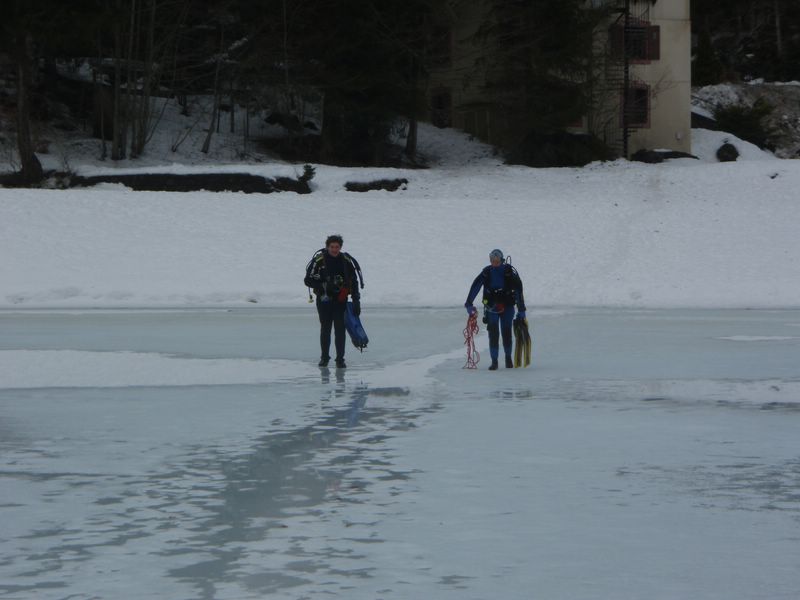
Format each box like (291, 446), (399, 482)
(463, 312), (480, 369)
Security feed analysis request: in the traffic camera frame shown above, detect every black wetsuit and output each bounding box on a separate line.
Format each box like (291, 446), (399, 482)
(304, 251), (360, 362)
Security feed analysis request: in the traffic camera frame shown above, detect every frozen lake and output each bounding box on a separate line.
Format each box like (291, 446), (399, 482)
(2, 308), (800, 599)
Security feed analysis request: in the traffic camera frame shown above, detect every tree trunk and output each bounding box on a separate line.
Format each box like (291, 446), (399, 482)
(244, 102), (249, 153)
(112, 13), (124, 160)
(201, 63), (221, 153)
(122, 0), (136, 158)
(96, 34), (108, 160)
(404, 55), (418, 159)
(13, 30), (43, 184)
(774, 0), (784, 60)
(230, 80), (235, 134)
(132, 0), (157, 158)
(201, 26), (224, 154)
(319, 93), (337, 163)
(405, 118), (418, 159)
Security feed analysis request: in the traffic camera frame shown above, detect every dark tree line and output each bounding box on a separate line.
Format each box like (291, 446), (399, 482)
(692, 0), (800, 84)
(4, 0), (617, 178)
(3, 0), (101, 183)
(6, 0), (796, 182)
(2, 0), (453, 181)
(239, 0), (450, 164)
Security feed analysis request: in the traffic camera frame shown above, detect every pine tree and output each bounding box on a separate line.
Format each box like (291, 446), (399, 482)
(470, 0), (611, 145)
(692, 30), (724, 86)
(692, 0), (800, 82)
(240, 0), (448, 164)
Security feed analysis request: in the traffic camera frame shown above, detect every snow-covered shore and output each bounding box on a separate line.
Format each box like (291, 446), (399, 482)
(1, 127), (798, 309)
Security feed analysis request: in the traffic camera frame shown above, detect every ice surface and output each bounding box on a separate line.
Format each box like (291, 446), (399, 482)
(1, 308), (800, 599)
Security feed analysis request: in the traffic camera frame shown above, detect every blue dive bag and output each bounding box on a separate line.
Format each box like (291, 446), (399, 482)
(344, 302), (369, 351)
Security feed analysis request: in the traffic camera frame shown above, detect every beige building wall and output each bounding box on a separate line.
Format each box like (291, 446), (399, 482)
(629, 0), (692, 154)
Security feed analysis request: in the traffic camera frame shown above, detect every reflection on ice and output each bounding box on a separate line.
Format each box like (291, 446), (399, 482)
(318, 366), (345, 385)
(0, 377), (433, 599)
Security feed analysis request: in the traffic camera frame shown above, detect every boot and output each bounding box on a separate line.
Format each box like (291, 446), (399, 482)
(335, 358), (347, 369)
(488, 360), (498, 371)
(505, 356), (514, 368)
(318, 357), (330, 367)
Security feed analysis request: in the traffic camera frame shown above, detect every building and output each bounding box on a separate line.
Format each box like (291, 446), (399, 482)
(425, 0), (692, 159)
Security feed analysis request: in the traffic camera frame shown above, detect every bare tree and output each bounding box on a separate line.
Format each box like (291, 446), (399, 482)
(11, 28), (44, 183)
(774, 0), (784, 61)
(201, 26), (225, 154)
(97, 0), (191, 160)
(111, 1), (126, 160)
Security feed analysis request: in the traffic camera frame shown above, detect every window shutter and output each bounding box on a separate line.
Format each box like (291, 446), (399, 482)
(648, 25), (661, 60)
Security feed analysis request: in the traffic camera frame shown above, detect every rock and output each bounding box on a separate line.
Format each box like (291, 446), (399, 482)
(716, 142), (740, 162)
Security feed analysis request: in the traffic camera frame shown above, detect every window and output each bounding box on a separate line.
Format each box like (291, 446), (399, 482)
(610, 21), (660, 62)
(623, 83), (650, 127)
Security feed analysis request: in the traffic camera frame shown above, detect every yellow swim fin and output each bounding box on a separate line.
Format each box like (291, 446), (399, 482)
(513, 317), (531, 368)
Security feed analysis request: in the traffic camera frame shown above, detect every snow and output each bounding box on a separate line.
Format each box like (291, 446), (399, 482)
(692, 83), (745, 112)
(691, 104), (715, 119)
(746, 78), (800, 87)
(690, 127), (777, 161)
(1, 123), (798, 310)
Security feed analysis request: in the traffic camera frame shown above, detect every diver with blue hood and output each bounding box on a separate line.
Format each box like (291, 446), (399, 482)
(465, 249), (527, 370)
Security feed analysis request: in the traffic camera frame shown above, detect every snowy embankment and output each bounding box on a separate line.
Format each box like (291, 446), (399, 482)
(1, 127), (798, 309)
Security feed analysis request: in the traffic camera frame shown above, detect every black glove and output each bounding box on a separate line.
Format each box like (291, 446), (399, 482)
(352, 300), (361, 316)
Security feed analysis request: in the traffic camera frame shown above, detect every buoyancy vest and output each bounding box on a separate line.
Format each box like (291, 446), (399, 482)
(304, 249), (363, 301)
(481, 264), (524, 308)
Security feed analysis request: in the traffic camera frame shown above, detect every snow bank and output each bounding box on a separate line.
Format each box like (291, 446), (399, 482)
(690, 128), (777, 162)
(2, 125), (799, 309)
